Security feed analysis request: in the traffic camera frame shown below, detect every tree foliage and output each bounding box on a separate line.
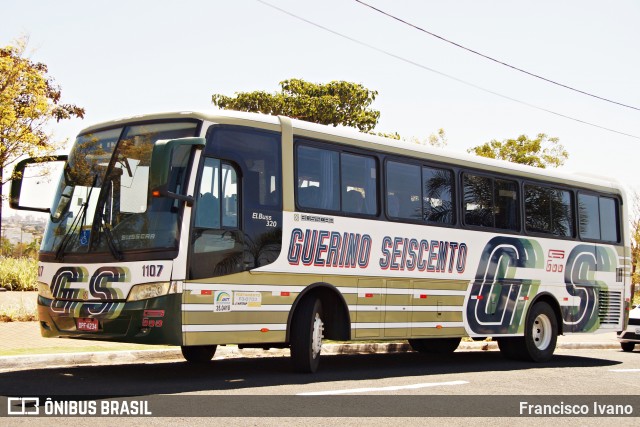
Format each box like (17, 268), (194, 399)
(408, 128), (448, 148)
(0, 36), (84, 230)
(467, 133), (567, 168)
(212, 78), (380, 132)
(0, 237), (39, 259)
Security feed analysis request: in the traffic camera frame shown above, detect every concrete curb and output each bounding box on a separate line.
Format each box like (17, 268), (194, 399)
(0, 341), (622, 371)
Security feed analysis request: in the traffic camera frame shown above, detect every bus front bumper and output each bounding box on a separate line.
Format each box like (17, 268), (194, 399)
(36, 294), (182, 345)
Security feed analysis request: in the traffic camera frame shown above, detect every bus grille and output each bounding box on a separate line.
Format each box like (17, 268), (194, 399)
(598, 290), (622, 325)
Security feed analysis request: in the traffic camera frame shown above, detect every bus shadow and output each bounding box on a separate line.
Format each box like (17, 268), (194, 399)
(0, 349), (622, 397)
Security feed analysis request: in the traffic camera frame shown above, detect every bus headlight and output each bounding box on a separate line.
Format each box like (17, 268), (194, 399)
(127, 282), (181, 302)
(37, 282), (54, 299)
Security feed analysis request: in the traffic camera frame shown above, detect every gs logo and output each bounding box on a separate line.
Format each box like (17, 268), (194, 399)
(50, 266), (130, 300)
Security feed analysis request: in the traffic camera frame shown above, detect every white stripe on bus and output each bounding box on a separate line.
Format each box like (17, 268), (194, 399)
(182, 322), (465, 332)
(185, 283), (468, 297)
(352, 322), (465, 329)
(181, 304), (463, 312)
(346, 305), (462, 312)
(183, 324), (287, 332)
(182, 304), (292, 312)
(185, 283), (306, 293)
(349, 288), (467, 296)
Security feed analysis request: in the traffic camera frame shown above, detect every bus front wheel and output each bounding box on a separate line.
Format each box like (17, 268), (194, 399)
(181, 345), (217, 363)
(290, 297), (324, 373)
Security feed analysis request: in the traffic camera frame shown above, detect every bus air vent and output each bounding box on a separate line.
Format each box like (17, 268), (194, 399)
(598, 290), (622, 325)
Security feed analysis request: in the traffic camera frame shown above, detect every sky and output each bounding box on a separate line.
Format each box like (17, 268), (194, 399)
(2, 0), (639, 218)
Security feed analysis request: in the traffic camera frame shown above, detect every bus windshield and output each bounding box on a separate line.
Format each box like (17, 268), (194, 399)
(41, 121), (199, 259)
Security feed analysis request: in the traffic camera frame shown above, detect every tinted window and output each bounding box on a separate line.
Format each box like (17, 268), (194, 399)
(195, 158), (221, 229)
(495, 179), (518, 230)
(296, 146), (340, 211)
(204, 126), (282, 270)
(525, 185), (574, 237)
(195, 159), (238, 229)
(552, 189), (574, 237)
(386, 161), (421, 220)
(464, 174), (493, 227)
(423, 166), (454, 224)
(296, 143), (378, 216)
(599, 197), (618, 242)
(578, 193), (600, 240)
(464, 173), (518, 230)
(341, 153), (377, 215)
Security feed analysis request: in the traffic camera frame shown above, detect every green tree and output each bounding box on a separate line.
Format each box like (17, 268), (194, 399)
(407, 128), (448, 148)
(0, 236), (11, 257)
(212, 78), (380, 132)
(0, 36), (84, 230)
(467, 133), (567, 168)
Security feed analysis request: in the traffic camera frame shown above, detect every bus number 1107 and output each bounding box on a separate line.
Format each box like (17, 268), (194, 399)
(142, 265), (164, 277)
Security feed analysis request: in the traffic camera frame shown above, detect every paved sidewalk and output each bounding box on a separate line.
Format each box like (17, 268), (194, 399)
(0, 320), (625, 371)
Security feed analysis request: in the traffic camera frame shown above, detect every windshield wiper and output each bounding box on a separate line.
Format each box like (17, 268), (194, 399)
(99, 211), (123, 261)
(55, 175), (98, 261)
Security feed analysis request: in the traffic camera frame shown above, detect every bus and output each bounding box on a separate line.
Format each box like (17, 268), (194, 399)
(10, 110), (631, 373)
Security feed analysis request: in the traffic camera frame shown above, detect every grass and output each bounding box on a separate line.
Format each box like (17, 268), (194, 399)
(0, 257), (38, 291)
(0, 298), (38, 322)
(0, 306), (37, 322)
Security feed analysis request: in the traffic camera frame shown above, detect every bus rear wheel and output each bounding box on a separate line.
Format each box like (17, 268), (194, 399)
(408, 337), (461, 354)
(290, 297), (324, 373)
(499, 301), (558, 362)
(181, 345), (217, 363)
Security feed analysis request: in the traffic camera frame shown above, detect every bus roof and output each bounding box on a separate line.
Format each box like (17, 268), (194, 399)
(78, 109), (626, 197)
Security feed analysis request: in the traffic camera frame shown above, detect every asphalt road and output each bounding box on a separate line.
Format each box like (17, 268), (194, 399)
(1, 347), (639, 423)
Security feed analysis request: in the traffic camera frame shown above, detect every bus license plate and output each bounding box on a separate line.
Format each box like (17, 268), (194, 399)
(76, 318), (99, 332)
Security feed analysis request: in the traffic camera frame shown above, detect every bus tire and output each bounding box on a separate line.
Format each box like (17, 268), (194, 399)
(290, 297), (324, 373)
(523, 301), (558, 362)
(181, 345), (217, 363)
(408, 337), (461, 354)
(621, 342), (635, 352)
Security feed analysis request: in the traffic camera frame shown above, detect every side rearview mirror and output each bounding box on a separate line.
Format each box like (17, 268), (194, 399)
(10, 155), (68, 212)
(149, 137), (205, 205)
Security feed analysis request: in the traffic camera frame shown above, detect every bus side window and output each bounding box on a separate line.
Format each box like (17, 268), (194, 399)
(195, 158), (221, 229)
(221, 164), (238, 228)
(341, 153), (377, 216)
(296, 145), (339, 211)
(196, 192), (220, 229)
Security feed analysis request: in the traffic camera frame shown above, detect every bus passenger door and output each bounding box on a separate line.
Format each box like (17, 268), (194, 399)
(189, 157), (244, 279)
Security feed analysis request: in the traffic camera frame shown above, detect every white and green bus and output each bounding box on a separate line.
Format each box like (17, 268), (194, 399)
(11, 110), (631, 372)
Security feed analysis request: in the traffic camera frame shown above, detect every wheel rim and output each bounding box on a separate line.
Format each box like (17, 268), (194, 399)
(532, 313), (552, 350)
(311, 312), (324, 359)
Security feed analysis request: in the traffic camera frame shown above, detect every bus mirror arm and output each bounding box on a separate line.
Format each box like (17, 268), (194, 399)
(152, 186), (195, 207)
(166, 191), (195, 207)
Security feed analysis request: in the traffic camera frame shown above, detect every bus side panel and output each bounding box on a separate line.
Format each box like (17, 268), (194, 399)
(180, 272), (322, 346)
